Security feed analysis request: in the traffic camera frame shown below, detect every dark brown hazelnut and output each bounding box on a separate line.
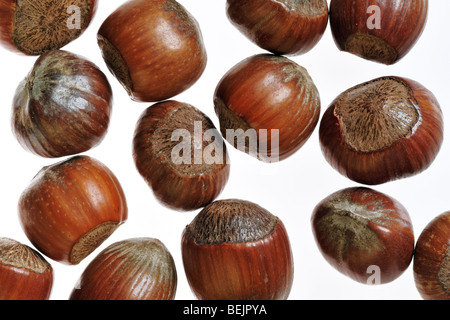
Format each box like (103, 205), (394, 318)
(311, 187), (415, 285)
(12, 50), (112, 158)
(330, 0), (428, 64)
(226, 0), (329, 56)
(0, 0), (97, 55)
(97, 0), (207, 102)
(70, 238), (177, 300)
(182, 199), (294, 300)
(319, 76), (444, 185)
(133, 100), (230, 211)
(214, 54), (321, 162)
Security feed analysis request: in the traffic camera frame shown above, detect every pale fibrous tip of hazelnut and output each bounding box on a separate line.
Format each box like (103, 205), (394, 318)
(186, 199), (278, 245)
(11, 0), (93, 55)
(344, 33), (398, 65)
(35, 155), (87, 184)
(151, 102), (226, 175)
(96, 237), (176, 275)
(97, 34), (133, 96)
(438, 247), (450, 292)
(70, 221), (123, 265)
(108, 238), (174, 264)
(334, 77), (420, 153)
(0, 237), (51, 274)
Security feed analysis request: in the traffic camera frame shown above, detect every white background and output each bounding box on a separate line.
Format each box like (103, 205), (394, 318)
(0, 0), (449, 300)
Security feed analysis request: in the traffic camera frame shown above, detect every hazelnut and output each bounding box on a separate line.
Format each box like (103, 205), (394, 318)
(414, 211), (450, 300)
(70, 238), (177, 300)
(312, 187), (415, 285)
(330, 0), (428, 64)
(18, 155), (128, 265)
(97, 0), (207, 102)
(0, 0), (97, 55)
(12, 50), (112, 158)
(182, 199), (294, 300)
(226, 0), (328, 56)
(214, 54), (321, 162)
(0, 237), (53, 300)
(133, 100), (230, 211)
(319, 76), (444, 185)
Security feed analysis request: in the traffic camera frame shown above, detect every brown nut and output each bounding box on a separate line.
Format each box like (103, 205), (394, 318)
(214, 54), (321, 162)
(12, 50), (112, 158)
(70, 238), (177, 300)
(319, 76), (444, 185)
(414, 211), (450, 300)
(182, 199), (294, 300)
(97, 0), (207, 102)
(18, 155), (128, 265)
(0, 0), (97, 55)
(133, 100), (230, 211)
(0, 237), (53, 300)
(226, 0), (328, 56)
(312, 187), (415, 285)
(330, 0), (428, 64)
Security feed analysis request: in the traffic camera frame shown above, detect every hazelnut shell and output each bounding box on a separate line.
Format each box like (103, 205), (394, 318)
(12, 50), (112, 158)
(311, 187), (415, 284)
(97, 0), (207, 102)
(70, 238), (177, 300)
(133, 100), (230, 211)
(0, 0), (97, 55)
(413, 211), (450, 300)
(319, 76), (444, 185)
(330, 0), (428, 64)
(182, 199), (294, 300)
(214, 54), (321, 162)
(0, 237), (53, 300)
(226, 0), (328, 56)
(18, 155), (128, 265)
